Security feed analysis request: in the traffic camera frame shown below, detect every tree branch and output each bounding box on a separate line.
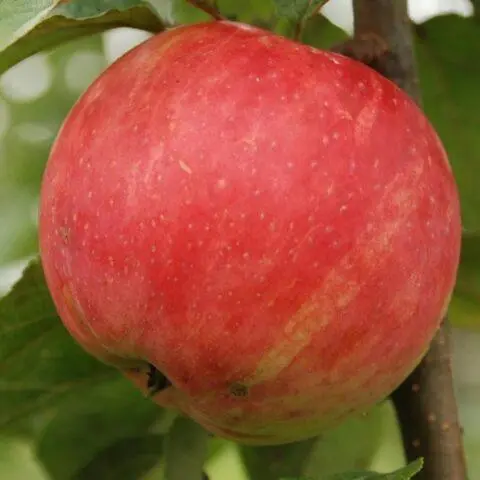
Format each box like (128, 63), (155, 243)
(334, 1), (468, 478)
(393, 320), (467, 479)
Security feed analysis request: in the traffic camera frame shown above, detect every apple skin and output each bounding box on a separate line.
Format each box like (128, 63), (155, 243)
(39, 21), (461, 445)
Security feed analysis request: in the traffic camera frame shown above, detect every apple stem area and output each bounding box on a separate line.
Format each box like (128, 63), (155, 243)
(147, 363), (172, 396)
(340, 1), (468, 479)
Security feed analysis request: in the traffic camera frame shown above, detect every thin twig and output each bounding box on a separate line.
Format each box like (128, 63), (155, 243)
(185, 0), (225, 20)
(335, 1), (468, 478)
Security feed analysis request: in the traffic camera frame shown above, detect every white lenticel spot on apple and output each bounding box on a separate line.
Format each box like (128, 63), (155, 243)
(217, 178), (227, 189)
(179, 160), (193, 174)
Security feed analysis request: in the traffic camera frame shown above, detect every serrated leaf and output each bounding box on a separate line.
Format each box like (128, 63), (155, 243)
(0, 0), (164, 75)
(164, 416), (210, 480)
(35, 377), (166, 479)
(325, 458), (423, 479)
(0, 259), (115, 429)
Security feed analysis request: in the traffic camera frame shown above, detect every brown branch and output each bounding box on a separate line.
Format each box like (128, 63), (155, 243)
(393, 320), (467, 479)
(333, 1), (468, 479)
(185, 0), (225, 20)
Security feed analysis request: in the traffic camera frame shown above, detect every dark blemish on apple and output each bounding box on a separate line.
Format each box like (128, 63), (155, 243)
(147, 363), (172, 396)
(229, 382), (249, 398)
(58, 226), (70, 244)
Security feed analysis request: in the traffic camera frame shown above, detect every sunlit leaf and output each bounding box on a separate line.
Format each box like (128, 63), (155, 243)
(0, 0), (164, 75)
(0, 0), (65, 48)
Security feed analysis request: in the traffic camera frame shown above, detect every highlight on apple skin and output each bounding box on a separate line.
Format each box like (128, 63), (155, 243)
(38, 21), (461, 445)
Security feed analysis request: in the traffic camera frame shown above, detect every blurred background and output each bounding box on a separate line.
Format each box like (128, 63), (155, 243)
(0, 0), (478, 478)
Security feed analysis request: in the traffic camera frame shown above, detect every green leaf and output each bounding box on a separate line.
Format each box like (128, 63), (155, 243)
(0, 258), (170, 478)
(303, 403), (387, 477)
(164, 416), (210, 480)
(240, 402), (386, 480)
(273, 0), (311, 22)
(325, 458), (423, 480)
(0, 436), (47, 480)
(167, 0), (211, 24)
(217, 0), (275, 24)
(273, 0), (328, 23)
(300, 10), (347, 48)
(73, 434), (164, 480)
(35, 377), (167, 479)
(0, 0), (64, 47)
(241, 438), (317, 480)
(324, 458), (423, 479)
(0, 259), (115, 429)
(415, 15), (480, 232)
(0, 0), (164, 75)
(450, 232), (480, 331)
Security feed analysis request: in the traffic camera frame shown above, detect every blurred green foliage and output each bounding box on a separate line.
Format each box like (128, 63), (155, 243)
(0, 1), (479, 479)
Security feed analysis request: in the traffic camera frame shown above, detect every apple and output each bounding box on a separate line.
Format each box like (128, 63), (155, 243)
(39, 20), (461, 445)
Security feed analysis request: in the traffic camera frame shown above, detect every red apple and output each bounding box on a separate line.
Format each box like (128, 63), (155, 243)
(39, 21), (461, 445)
